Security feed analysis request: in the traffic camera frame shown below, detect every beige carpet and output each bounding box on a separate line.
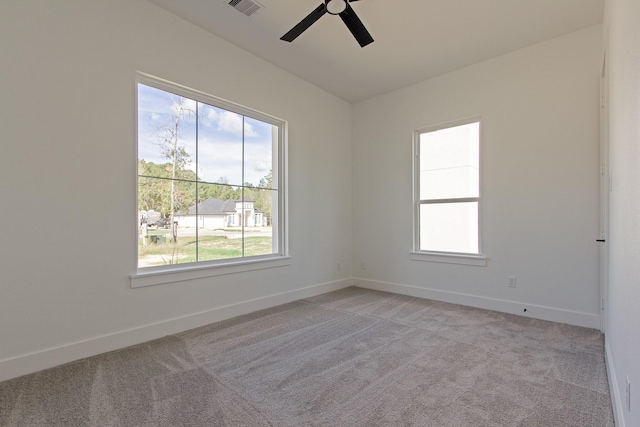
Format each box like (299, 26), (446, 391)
(0, 287), (614, 426)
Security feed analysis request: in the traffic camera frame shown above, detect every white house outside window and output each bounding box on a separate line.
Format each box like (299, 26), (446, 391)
(136, 74), (286, 273)
(414, 119), (483, 262)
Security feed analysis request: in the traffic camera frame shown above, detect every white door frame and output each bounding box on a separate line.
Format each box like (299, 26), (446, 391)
(599, 46), (610, 334)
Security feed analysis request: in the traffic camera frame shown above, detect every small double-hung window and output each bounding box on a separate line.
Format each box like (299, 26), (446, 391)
(414, 119), (484, 263)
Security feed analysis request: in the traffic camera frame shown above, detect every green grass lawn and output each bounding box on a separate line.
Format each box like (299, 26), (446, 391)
(138, 234), (274, 267)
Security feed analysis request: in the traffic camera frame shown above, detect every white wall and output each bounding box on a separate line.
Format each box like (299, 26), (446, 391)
(0, 0), (353, 381)
(352, 26), (603, 327)
(604, 0), (640, 424)
(0, 0), (617, 388)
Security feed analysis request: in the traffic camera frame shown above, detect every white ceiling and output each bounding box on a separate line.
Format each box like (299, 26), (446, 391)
(146, 0), (604, 103)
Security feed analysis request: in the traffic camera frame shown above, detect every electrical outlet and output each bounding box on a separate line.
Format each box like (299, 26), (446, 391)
(508, 277), (517, 288)
(626, 376), (631, 412)
(360, 261), (366, 270)
(336, 262), (341, 272)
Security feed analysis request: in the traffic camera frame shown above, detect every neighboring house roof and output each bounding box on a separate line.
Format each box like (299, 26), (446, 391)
(178, 198), (237, 216)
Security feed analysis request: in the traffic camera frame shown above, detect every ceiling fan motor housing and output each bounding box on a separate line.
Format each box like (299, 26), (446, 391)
(325, 0), (347, 15)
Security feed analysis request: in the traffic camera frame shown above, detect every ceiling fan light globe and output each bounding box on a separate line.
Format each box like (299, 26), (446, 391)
(325, 0), (347, 15)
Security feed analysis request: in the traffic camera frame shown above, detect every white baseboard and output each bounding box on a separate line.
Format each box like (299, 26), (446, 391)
(605, 339), (625, 427)
(354, 278), (601, 329)
(0, 278), (352, 383)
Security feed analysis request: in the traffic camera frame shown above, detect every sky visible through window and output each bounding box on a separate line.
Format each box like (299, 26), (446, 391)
(137, 84), (274, 188)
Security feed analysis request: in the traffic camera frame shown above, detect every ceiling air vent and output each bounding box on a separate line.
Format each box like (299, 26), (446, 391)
(229, 0), (263, 16)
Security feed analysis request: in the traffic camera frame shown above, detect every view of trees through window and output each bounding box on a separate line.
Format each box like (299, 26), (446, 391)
(137, 80), (281, 269)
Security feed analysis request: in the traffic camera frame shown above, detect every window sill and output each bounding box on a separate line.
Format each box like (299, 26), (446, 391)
(131, 256), (292, 288)
(409, 251), (488, 267)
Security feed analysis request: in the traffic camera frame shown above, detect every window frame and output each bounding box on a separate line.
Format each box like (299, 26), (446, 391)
(132, 73), (289, 286)
(411, 117), (487, 266)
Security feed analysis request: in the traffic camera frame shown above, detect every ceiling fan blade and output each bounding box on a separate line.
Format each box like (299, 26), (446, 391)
(281, 3), (327, 42)
(339, 3), (374, 47)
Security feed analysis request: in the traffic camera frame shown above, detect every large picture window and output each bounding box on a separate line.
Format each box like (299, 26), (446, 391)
(414, 119), (481, 256)
(136, 75), (285, 271)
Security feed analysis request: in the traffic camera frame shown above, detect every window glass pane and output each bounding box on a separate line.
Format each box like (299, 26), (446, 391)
(420, 202), (478, 254)
(197, 102), (243, 186)
(138, 179), (196, 267)
(244, 117), (276, 189)
(419, 122), (479, 200)
(138, 84), (170, 165)
(244, 189), (277, 256)
(138, 84), (197, 171)
(192, 183), (243, 262)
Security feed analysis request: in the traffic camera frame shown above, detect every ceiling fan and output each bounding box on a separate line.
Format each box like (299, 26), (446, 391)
(281, 0), (374, 48)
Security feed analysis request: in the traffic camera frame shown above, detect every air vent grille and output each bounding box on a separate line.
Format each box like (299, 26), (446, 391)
(229, 0), (263, 16)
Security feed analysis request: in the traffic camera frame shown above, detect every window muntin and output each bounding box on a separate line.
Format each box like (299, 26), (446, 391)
(136, 76), (285, 271)
(415, 120), (480, 255)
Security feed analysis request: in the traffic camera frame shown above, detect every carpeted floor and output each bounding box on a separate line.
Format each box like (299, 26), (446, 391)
(0, 287), (614, 426)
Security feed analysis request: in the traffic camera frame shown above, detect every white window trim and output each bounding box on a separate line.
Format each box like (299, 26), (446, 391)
(133, 73), (288, 284)
(412, 117), (486, 266)
(409, 251), (487, 267)
(131, 256), (292, 288)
